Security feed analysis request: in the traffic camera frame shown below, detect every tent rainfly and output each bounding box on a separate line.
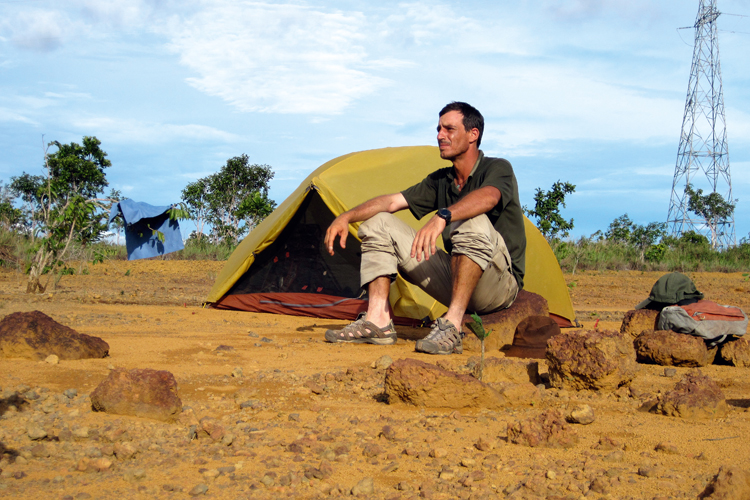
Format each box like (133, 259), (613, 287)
(207, 146), (576, 327)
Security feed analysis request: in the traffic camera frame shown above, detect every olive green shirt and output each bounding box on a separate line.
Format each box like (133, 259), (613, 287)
(401, 151), (526, 288)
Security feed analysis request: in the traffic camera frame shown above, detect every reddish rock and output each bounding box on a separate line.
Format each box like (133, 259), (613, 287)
(657, 370), (728, 419)
(546, 329), (638, 391)
(90, 368), (182, 422)
(462, 290), (549, 352)
(469, 356), (540, 385)
(384, 358), (506, 409)
(620, 309), (660, 338)
(719, 337), (750, 367)
(634, 329), (716, 367)
(699, 466), (750, 499)
(0, 311), (109, 360)
(507, 409), (578, 448)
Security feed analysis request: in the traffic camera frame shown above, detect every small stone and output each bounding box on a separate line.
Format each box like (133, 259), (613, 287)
(63, 388), (78, 399)
(460, 458), (475, 468)
(474, 436), (495, 451)
(371, 355), (393, 370)
(248, 331), (259, 337)
(566, 404), (595, 425)
(231, 367), (243, 378)
(45, 354), (59, 365)
(429, 448), (447, 458)
(664, 368), (677, 377)
(261, 337), (273, 343)
(132, 469), (146, 479)
(546, 470), (557, 480)
(288, 413), (300, 421)
(72, 427), (89, 439)
(655, 442), (679, 454)
(351, 477), (374, 496)
(189, 483), (209, 496)
(27, 424), (47, 440)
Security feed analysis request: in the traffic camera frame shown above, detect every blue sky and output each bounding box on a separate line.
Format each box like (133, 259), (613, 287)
(1, 0), (749, 241)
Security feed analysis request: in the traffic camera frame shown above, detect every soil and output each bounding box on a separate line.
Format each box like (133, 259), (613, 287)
(1, 262), (750, 499)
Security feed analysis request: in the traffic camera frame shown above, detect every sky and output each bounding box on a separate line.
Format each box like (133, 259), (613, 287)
(1, 0), (749, 242)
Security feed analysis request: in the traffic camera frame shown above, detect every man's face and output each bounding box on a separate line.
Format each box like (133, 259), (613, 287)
(437, 110), (477, 161)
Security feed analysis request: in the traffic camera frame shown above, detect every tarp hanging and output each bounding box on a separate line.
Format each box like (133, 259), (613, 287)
(108, 199), (184, 260)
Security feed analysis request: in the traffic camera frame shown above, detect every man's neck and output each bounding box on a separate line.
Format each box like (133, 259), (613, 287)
(452, 148), (480, 183)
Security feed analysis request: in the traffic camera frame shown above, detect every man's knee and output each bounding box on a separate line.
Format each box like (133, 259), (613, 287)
(358, 212), (396, 240)
(449, 215), (496, 270)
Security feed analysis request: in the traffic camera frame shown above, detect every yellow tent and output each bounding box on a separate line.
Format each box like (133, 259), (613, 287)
(207, 146), (575, 325)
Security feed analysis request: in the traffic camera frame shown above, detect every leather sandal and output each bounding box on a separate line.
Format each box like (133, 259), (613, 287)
(324, 313), (398, 345)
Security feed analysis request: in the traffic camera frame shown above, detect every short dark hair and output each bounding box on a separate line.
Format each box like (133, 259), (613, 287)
(439, 102), (484, 147)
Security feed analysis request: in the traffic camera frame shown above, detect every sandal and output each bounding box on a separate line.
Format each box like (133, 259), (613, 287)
(324, 313), (398, 345)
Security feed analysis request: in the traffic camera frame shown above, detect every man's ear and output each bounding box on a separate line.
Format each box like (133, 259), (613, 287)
(469, 128), (480, 144)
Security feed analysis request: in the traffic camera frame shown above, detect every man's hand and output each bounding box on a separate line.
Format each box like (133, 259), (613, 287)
(411, 215), (446, 261)
(325, 215), (350, 256)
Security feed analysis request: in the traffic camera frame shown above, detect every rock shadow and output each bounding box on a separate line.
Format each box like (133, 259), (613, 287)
(727, 399), (750, 409)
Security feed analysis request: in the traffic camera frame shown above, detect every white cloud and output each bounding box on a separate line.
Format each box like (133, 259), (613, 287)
(70, 116), (241, 144)
(6, 9), (74, 52)
(162, 1), (392, 115)
(0, 107), (37, 125)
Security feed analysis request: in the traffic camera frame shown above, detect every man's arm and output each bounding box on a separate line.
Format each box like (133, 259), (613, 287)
(411, 185), (501, 261)
(325, 193), (409, 255)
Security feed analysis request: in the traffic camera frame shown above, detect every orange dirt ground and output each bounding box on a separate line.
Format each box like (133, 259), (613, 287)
(1, 261), (749, 499)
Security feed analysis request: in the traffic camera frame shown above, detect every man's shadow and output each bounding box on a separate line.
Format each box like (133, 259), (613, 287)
(0, 393), (26, 462)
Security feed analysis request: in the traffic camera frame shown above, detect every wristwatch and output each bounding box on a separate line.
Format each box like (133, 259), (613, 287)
(437, 208), (452, 224)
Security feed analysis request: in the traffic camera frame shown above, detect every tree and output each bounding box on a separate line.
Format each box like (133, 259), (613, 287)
(524, 180), (576, 241)
(630, 221), (667, 263)
(182, 155), (276, 245)
(14, 136), (113, 293)
(604, 214), (633, 244)
(684, 184), (736, 249)
(181, 179), (209, 241)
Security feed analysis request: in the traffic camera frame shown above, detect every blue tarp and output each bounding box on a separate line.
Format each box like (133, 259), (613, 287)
(108, 199), (184, 260)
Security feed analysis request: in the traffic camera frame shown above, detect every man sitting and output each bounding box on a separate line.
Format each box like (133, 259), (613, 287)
(323, 102), (526, 355)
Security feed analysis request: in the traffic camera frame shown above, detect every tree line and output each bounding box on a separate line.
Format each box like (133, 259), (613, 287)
(0, 136), (276, 293)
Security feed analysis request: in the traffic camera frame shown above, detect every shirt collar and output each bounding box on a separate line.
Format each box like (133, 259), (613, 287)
(447, 150), (483, 181)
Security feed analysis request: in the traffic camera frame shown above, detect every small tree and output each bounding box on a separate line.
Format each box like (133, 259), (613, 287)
(182, 154), (276, 245)
(605, 214), (633, 244)
(15, 136), (113, 293)
(524, 180), (576, 241)
(466, 313), (493, 381)
(630, 221), (667, 263)
(684, 184), (736, 249)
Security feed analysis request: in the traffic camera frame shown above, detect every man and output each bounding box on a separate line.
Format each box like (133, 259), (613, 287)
(323, 102), (526, 355)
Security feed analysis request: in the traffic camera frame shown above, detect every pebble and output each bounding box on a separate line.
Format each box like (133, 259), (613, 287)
(27, 424), (47, 440)
(189, 483), (209, 496)
(231, 367), (243, 378)
(45, 354), (59, 365)
(351, 477), (374, 496)
(567, 404), (596, 425)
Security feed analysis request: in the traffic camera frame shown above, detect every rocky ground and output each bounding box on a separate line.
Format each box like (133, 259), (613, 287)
(1, 262), (750, 499)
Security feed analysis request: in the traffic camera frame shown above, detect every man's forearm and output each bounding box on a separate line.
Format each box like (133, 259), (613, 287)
(447, 186), (501, 221)
(339, 193), (408, 224)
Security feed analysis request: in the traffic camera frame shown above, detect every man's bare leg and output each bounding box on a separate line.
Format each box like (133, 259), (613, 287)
(443, 254), (483, 328)
(365, 276), (394, 327)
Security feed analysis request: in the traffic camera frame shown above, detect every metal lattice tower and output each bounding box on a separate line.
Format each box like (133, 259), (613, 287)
(667, 0), (735, 248)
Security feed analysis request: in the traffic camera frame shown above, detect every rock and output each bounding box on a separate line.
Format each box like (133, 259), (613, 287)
(27, 424), (47, 440)
(634, 330), (716, 367)
(699, 466), (750, 499)
(655, 442), (679, 454)
(547, 329), (638, 391)
(657, 370), (728, 419)
(90, 368), (182, 422)
(189, 483), (209, 496)
(469, 356), (540, 385)
(507, 409), (578, 448)
(231, 367), (243, 378)
(429, 448), (447, 458)
(719, 337), (750, 367)
(371, 355), (393, 370)
(488, 381), (541, 406)
(384, 358), (506, 409)
(351, 477), (374, 496)
(0, 311), (109, 360)
(474, 437), (495, 451)
(462, 290), (549, 352)
(620, 309), (660, 338)
(45, 354), (59, 365)
(566, 404), (595, 425)
(114, 442), (138, 459)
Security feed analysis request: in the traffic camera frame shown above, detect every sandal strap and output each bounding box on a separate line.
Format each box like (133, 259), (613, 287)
(337, 318), (394, 339)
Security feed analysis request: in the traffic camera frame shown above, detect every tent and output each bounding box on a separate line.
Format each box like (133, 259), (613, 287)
(206, 146), (575, 326)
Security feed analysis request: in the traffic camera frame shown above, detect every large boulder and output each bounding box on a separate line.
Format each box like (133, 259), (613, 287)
(0, 311), (109, 360)
(384, 358), (506, 409)
(507, 409), (578, 448)
(462, 290), (548, 352)
(634, 329), (716, 367)
(90, 368), (182, 422)
(657, 370), (728, 419)
(469, 356), (540, 385)
(620, 309), (659, 338)
(718, 337), (750, 367)
(699, 466), (750, 499)
(546, 329), (638, 391)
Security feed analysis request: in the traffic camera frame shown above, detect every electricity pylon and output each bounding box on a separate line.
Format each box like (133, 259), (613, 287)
(667, 0), (735, 248)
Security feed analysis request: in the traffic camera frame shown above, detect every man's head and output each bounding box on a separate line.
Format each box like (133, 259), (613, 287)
(436, 102), (484, 161)
(439, 102), (484, 148)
